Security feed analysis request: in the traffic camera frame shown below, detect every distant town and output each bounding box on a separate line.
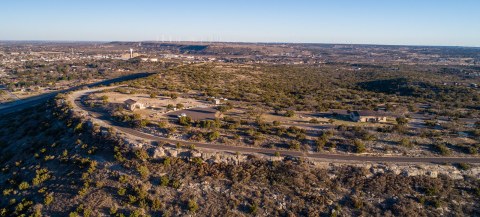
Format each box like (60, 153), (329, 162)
(1, 41), (480, 217)
(1, 41), (479, 103)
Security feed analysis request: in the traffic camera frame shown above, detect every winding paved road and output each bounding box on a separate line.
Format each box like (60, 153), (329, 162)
(73, 89), (480, 164)
(0, 73), (154, 115)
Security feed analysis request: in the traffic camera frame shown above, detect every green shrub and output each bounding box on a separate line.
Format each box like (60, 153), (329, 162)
(468, 146), (478, 155)
(178, 116), (192, 126)
(399, 138), (414, 148)
(457, 163), (470, 170)
(425, 120), (438, 127)
(163, 157), (171, 166)
(285, 110), (295, 117)
(129, 209), (142, 217)
(114, 146), (126, 162)
(361, 132), (376, 141)
(118, 187), (126, 196)
(351, 197), (363, 209)
(289, 140), (301, 150)
(309, 118), (320, 124)
(418, 196), (426, 205)
(248, 202), (258, 214)
(171, 180), (181, 189)
(44, 193), (54, 205)
(152, 198), (162, 211)
(78, 185), (89, 196)
(119, 175), (129, 183)
(109, 205), (118, 215)
(432, 199), (442, 208)
(19, 182), (30, 190)
(396, 117), (408, 125)
(425, 187), (437, 196)
(135, 149), (149, 161)
(158, 121), (167, 128)
(83, 207), (92, 217)
(137, 166), (150, 179)
(160, 176), (169, 187)
(434, 143), (451, 156)
(191, 157), (203, 165)
(187, 199), (198, 213)
(315, 138), (326, 151)
(207, 131), (220, 141)
(128, 195), (137, 204)
(354, 139), (366, 153)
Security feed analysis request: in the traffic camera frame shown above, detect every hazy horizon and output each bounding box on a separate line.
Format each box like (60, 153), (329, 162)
(1, 40), (480, 49)
(1, 0), (480, 47)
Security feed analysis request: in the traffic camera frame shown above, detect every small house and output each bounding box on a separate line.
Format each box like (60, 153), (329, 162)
(124, 99), (145, 111)
(350, 110), (389, 123)
(213, 97), (228, 105)
(330, 109), (351, 120)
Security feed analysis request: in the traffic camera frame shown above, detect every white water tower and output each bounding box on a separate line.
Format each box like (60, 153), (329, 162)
(129, 48), (133, 58)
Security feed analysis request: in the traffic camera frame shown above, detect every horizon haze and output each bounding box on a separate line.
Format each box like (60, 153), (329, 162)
(1, 0), (479, 47)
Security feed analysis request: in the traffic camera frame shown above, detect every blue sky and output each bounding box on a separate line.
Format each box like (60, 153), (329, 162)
(1, 0), (479, 46)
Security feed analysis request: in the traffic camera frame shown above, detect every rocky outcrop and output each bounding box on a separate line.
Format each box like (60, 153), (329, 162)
(365, 164), (477, 179)
(151, 147), (165, 158)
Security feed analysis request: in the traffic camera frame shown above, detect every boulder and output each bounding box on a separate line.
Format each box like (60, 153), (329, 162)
(371, 167), (385, 174)
(426, 171), (438, 178)
(152, 147), (165, 159)
(190, 150), (202, 158)
(165, 149), (178, 157)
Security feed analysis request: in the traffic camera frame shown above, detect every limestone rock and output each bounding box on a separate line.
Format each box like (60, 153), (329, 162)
(165, 149), (178, 157)
(152, 147), (165, 159)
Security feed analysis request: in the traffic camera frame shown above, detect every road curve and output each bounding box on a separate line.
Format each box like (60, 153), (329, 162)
(73, 90), (480, 164)
(0, 72), (155, 115)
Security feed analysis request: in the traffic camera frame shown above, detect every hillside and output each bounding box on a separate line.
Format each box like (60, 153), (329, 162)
(0, 99), (479, 216)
